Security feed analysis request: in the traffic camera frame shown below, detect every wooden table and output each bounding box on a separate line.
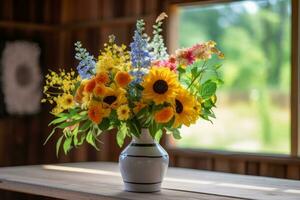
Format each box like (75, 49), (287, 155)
(0, 162), (299, 200)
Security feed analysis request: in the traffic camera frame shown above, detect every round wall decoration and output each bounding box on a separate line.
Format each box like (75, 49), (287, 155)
(1, 41), (42, 115)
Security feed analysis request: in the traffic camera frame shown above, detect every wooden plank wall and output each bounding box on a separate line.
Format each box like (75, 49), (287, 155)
(167, 146), (300, 180)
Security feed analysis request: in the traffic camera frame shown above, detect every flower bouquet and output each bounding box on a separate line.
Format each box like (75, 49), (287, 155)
(42, 13), (224, 192)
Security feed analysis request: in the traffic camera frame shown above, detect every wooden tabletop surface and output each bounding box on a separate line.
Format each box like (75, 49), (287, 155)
(0, 162), (299, 200)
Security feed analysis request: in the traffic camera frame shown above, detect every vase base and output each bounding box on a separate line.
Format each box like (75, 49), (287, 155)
(124, 182), (161, 193)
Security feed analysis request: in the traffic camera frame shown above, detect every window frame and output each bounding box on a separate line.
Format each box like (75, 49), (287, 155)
(165, 0), (300, 158)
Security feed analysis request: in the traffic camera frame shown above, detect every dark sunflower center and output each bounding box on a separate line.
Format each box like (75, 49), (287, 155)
(153, 80), (168, 94)
(103, 95), (117, 105)
(66, 98), (72, 104)
(175, 99), (183, 114)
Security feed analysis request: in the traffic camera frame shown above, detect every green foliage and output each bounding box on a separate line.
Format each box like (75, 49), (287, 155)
(178, 59), (223, 122)
(201, 81), (217, 100)
(116, 123), (128, 147)
(45, 107), (105, 156)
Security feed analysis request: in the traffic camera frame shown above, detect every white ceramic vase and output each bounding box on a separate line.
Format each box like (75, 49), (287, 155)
(119, 128), (169, 192)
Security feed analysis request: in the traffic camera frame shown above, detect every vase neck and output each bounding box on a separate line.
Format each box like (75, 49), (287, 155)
(132, 129), (155, 144)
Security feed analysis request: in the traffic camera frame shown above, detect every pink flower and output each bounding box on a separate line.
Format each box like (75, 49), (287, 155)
(152, 59), (177, 72)
(175, 48), (195, 67)
(184, 50), (196, 65)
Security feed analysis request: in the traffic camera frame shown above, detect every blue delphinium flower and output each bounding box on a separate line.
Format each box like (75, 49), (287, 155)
(130, 20), (153, 69)
(74, 41), (95, 79)
(130, 69), (146, 85)
(130, 20), (153, 86)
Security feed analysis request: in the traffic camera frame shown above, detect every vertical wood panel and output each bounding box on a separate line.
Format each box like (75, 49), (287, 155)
(177, 156), (197, 168)
(230, 160), (246, 174)
(269, 164), (286, 178)
(214, 158), (230, 172)
(247, 162), (259, 175)
(287, 165), (300, 179)
(196, 158), (213, 170)
(291, 0), (299, 157)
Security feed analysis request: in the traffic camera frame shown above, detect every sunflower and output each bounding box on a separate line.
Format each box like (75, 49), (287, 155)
(95, 71), (110, 85)
(115, 71), (132, 87)
(102, 86), (127, 109)
(172, 88), (200, 128)
(93, 84), (107, 97)
(88, 101), (106, 124)
(117, 104), (130, 120)
(142, 67), (179, 105)
(154, 107), (174, 124)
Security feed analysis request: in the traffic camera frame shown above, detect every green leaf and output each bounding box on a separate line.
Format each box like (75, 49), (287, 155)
(116, 123), (127, 147)
(177, 67), (186, 74)
(63, 137), (72, 154)
(44, 127), (58, 145)
(48, 116), (68, 126)
(154, 129), (163, 142)
(201, 81), (217, 99)
(127, 120), (141, 137)
(136, 106), (148, 116)
(203, 99), (214, 109)
(98, 118), (110, 131)
(77, 133), (86, 145)
(57, 119), (81, 129)
(149, 120), (157, 138)
(56, 112), (69, 118)
(79, 120), (92, 132)
(72, 126), (79, 146)
(172, 129), (182, 140)
(214, 63), (222, 69)
(164, 116), (175, 128)
(56, 136), (63, 157)
(191, 66), (198, 77)
(86, 131), (99, 150)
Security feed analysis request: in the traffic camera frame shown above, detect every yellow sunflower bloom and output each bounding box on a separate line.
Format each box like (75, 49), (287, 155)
(142, 67), (179, 105)
(173, 88), (200, 128)
(102, 86), (127, 109)
(117, 104), (130, 120)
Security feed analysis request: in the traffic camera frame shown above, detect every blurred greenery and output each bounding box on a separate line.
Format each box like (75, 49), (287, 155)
(174, 0), (291, 154)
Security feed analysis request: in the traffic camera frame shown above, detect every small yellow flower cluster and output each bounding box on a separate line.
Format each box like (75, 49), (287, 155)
(41, 69), (80, 115)
(96, 35), (131, 73)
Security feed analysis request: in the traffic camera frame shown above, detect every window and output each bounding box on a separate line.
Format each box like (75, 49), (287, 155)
(168, 0), (292, 154)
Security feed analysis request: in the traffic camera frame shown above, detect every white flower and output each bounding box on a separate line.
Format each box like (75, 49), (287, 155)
(1, 41), (42, 115)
